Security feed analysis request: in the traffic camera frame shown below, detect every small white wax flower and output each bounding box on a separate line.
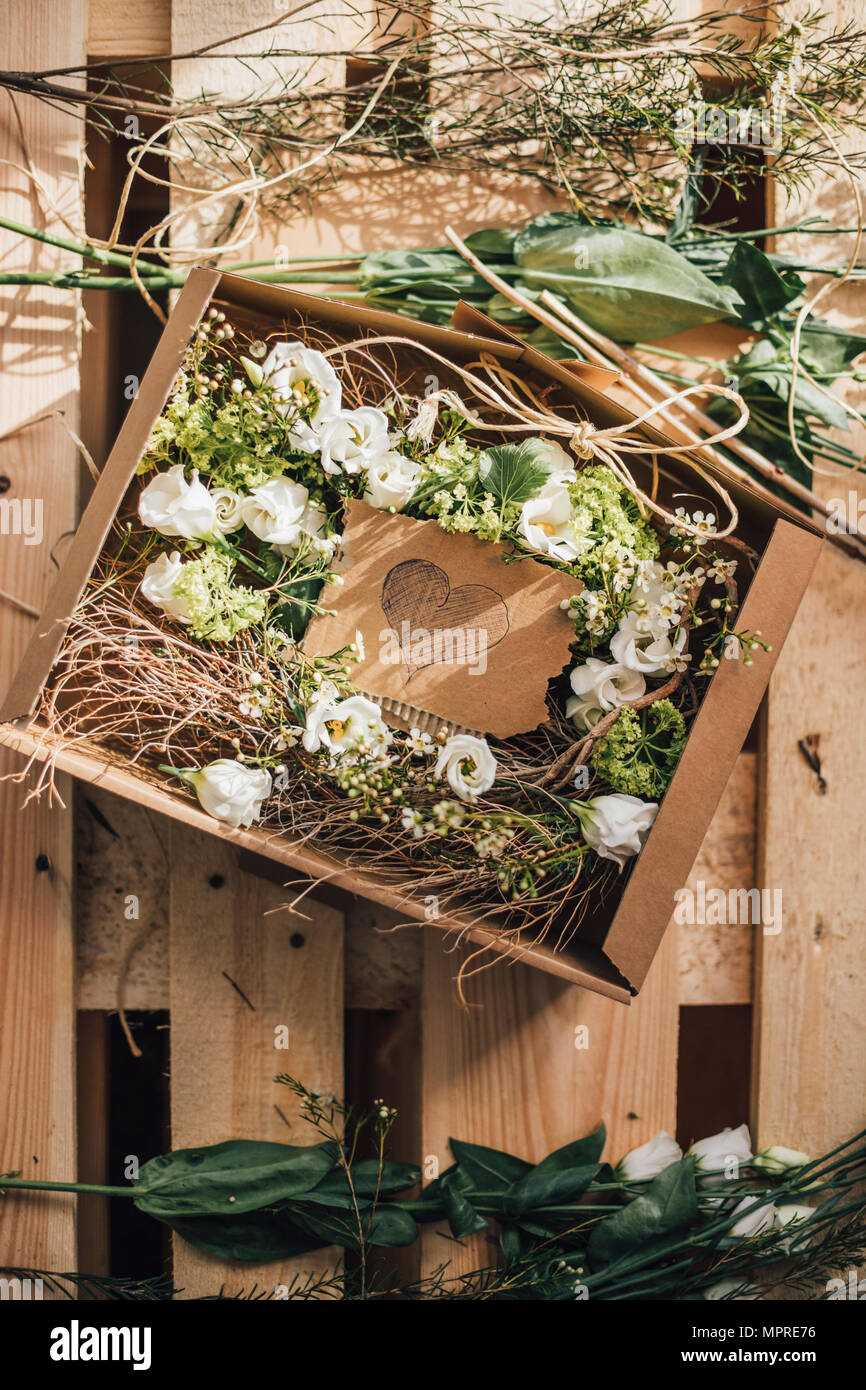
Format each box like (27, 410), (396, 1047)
(363, 450), (421, 511)
(139, 464), (217, 540)
(752, 1145), (811, 1176)
(434, 734), (497, 804)
(140, 551), (192, 622)
(577, 794), (657, 870)
(188, 760), (271, 828)
(240, 477), (310, 548)
(566, 657), (646, 731)
(690, 1124), (753, 1174)
(616, 1131), (683, 1182)
(210, 486), (245, 534)
(318, 407), (391, 478)
(518, 473), (586, 563)
(704, 1278), (759, 1301)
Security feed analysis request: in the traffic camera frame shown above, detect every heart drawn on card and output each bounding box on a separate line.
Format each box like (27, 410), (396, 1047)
(381, 559), (510, 682)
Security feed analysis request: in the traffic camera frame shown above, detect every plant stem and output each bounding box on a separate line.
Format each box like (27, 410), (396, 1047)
(0, 214), (165, 275)
(1, 1176), (135, 1197)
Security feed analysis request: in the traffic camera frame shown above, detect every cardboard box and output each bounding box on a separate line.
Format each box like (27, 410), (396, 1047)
(0, 270), (824, 1002)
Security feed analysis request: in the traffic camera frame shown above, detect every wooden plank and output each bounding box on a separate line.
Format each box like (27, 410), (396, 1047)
(168, 822), (344, 1298)
(677, 752), (756, 1006)
(0, 0), (85, 1288)
(419, 927), (679, 1278)
(88, 0), (171, 58)
(752, 0), (866, 1161)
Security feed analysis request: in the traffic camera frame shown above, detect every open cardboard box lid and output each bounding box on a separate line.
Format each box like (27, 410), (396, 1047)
(0, 270), (825, 1002)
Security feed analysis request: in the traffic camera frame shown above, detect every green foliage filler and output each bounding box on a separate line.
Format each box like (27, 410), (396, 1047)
(592, 700), (687, 798)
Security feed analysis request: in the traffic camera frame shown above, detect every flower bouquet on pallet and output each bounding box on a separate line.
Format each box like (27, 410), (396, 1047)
(1, 274), (822, 998)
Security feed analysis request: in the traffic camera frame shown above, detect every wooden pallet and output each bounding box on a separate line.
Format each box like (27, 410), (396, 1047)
(1, 0), (864, 1298)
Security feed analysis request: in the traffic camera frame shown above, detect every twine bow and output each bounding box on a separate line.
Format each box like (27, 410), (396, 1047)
(323, 335), (750, 541)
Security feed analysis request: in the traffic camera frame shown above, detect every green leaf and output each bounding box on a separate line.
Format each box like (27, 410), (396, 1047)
(312, 1159), (420, 1198)
(440, 1171), (488, 1239)
(720, 241), (805, 325)
(288, 1201), (418, 1251)
(666, 153), (706, 244)
(513, 217), (742, 342)
(449, 1138), (533, 1192)
(503, 1126), (607, 1216)
(587, 1157), (699, 1268)
(478, 439), (553, 507)
(464, 227), (517, 258)
(499, 1223), (524, 1261)
(167, 1210), (323, 1262)
(134, 1139), (338, 1220)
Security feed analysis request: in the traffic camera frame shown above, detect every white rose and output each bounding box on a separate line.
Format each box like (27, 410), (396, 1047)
(140, 551), (191, 622)
(240, 477), (310, 548)
(610, 610), (690, 675)
(188, 759), (271, 828)
(363, 450), (421, 511)
(435, 734), (497, 804)
(577, 793), (657, 869)
(616, 1131), (683, 1182)
(303, 694), (391, 759)
(727, 1196), (775, 1239)
(752, 1145), (810, 1177)
(260, 341), (341, 450)
(317, 407), (391, 478)
(139, 464), (217, 540)
(211, 486), (244, 534)
(519, 474), (587, 563)
(566, 658), (646, 731)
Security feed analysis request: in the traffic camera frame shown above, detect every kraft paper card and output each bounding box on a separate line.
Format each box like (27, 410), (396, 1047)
(301, 500), (581, 738)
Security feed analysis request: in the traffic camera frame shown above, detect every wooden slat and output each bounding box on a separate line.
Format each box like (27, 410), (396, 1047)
(88, 0), (171, 58)
(752, 0), (866, 1160)
(420, 927), (679, 1278)
(168, 823), (344, 1298)
(0, 0), (85, 1288)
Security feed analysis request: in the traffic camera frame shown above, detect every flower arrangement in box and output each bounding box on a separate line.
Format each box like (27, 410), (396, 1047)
(34, 299), (766, 978)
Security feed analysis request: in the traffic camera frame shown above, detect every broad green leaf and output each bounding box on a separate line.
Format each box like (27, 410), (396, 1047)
(288, 1201), (418, 1251)
(587, 1157), (699, 1268)
(719, 241), (805, 324)
(478, 439), (553, 507)
(449, 1138), (532, 1192)
(800, 322), (866, 371)
(134, 1139), (338, 1219)
(513, 217), (743, 342)
(499, 1223), (524, 1261)
(440, 1171), (488, 1238)
(503, 1126), (607, 1217)
(312, 1159), (420, 1198)
(166, 1210), (323, 1262)
(465, 227), (517, 257)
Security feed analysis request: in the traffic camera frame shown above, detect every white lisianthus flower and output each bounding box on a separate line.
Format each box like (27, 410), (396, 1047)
(363, 450), (421, 511)
(773, 1203), (814, 1253)
(577, 794), (657, 869)
(296, 500), (341, 560)
(727, 1196), (775, 1239)
(435, 734), (497, 804)
(260, 341), (341, 449)
(187, 760), (271, 828)
(139, 464), (217, 540)
(611, 610), (690, 675)
(210, 486), (244, 534)
(704, 1278), (759, 1301)
(140, 551), (192, 622)
(616, 1131), (683, 1182)
(519, 474), (588, 563)
(566, 657), (646, 731)
(302, 694), (391, 759)
(241, 477), (310, 548)
(752, 1145), (811, 1177)
(533, 440), (577, 474)
(690, 1124), (753, 1177)
(318, 407), (391, 477)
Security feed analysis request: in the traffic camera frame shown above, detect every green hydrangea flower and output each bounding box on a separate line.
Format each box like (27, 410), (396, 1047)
(173, 547), (267, 642)
(568, 465), (659, 587)
(592, 699), (687, 798)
